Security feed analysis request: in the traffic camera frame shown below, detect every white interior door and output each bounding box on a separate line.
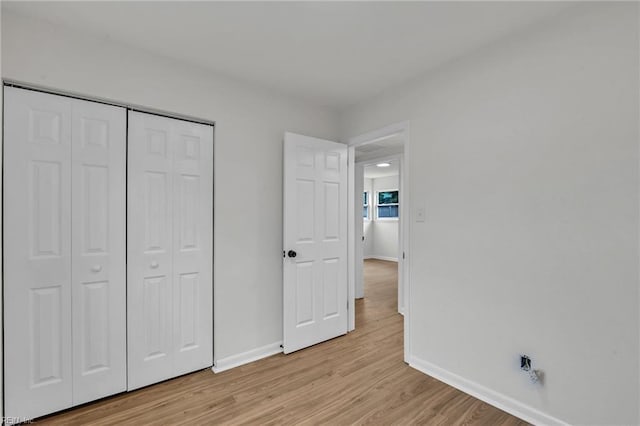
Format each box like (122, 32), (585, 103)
(4, 87), (127, 419)
(71, 99), (127, 405)
(172, 117), (213, 376)
(127, 112), (174, 389)
(283, 132), (348, 354)
(4, 87), (73, 420)
(128, 111), (213, 390)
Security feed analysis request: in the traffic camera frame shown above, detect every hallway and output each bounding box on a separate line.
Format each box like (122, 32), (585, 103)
(41, 259), (526, 425)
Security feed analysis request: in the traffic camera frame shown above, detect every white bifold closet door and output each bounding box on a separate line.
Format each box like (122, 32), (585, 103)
(4, 87), (126, 419)
(127, 111), (213, 390)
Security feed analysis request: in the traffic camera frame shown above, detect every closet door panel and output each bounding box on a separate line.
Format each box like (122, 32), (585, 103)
(4, 87), (74, 419)
(71, 100), (127, 404)
(128, 111), (213, 389)
(127, 111), (175, 390)
(172, 121), (213, 375)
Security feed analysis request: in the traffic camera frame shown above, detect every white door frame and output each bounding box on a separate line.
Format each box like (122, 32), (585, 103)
(347, 121), (411, 362)
(1, 80), (5, 420)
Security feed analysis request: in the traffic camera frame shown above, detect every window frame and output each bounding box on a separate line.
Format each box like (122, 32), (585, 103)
(376, 188), (399, 221)
(363, 191), (370, 221)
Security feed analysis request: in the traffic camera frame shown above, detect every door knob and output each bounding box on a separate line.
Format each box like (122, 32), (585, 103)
(150, 261), (159, 269)
(287, 250), (297, 258)
(91, 265), (102, 273)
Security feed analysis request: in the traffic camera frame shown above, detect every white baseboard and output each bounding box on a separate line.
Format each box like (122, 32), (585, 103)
(212, 341), (283, 373)
(364, 255), (398, 262)
(409, 355), (567, 426)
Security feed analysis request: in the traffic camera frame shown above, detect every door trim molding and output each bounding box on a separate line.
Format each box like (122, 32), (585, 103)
(3, 80), (216, 127)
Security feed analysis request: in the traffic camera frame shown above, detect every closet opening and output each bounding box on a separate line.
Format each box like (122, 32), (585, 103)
(2, 83), (215, 420)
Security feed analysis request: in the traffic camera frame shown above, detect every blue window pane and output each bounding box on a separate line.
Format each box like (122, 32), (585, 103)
(378, 191), (398, 205)
(378, 205), (398, 218)
(363, 206), (369, 218)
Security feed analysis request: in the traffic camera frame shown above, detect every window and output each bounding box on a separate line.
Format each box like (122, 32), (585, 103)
(363, 192), (369, 219)
(377, 190), (399, 219)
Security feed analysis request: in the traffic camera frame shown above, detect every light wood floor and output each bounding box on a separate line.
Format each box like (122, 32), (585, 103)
(40, 259), (527, 425)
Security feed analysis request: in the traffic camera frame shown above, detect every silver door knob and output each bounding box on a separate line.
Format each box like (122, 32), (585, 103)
(91, 265), (102, 273)
(150, 261), (159, 269)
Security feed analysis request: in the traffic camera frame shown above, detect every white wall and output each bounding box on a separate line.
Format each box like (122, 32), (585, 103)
(341, 3), (639, 425)
(367, 175), (399, 261)
(1, 11), (339, 363)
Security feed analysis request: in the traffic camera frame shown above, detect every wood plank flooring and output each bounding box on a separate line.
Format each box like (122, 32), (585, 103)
(39, 259), (527, 425)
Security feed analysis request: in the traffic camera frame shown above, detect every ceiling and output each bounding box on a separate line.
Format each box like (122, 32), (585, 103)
(355, 133), (404, 163)
(3, 2), (574, 108)
(364, 161), (399, 179)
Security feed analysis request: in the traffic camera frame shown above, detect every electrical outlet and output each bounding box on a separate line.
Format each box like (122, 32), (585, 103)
(520, 355), (532, 371)
(519, 355), (542, 385)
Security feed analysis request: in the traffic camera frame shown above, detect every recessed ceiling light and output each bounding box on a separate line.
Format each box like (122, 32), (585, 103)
(376, 162), (391, 168)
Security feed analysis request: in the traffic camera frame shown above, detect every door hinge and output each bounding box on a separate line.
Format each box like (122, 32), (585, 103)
(283, 250), (285, 258)
(403, 252), (406, 259)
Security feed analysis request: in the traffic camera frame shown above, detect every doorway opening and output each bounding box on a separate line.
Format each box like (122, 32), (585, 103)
(358, 159), (402, 330)
(347, 122), (410, 362)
